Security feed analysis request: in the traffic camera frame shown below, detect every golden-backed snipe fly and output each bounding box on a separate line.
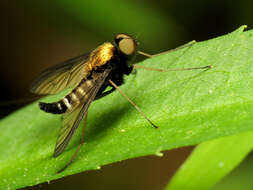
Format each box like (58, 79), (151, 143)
(30, 33), (211, 173)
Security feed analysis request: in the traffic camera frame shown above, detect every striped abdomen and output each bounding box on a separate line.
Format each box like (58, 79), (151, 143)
(39, 79), (92, 114)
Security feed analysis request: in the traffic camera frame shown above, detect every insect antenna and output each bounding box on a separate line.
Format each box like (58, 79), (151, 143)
(57, 112), (88, 174)
(109, 79), (158, 129)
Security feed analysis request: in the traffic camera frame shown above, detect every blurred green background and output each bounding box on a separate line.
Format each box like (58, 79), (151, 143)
(1, 0), (253, 189)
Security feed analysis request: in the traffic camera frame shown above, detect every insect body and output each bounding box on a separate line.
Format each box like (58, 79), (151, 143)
(38, 42), (115, 115)
(30, 34), (143, 172)
(30, 34), (211, 173)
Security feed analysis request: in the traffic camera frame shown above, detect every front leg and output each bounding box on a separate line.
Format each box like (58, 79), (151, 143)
(95, 87), (116, 100)
(124, 65), (133, 75)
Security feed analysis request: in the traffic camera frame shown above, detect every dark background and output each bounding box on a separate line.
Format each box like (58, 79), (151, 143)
(1, 0), (252, 189)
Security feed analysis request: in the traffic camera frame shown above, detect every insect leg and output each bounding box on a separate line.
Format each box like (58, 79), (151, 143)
(57, 112), (88, 174)
(95, 87), (116, 100)
(133, 64), (212, 72)
(137, 40), (197, 58)
(136, 40), (211, 72)
(109, 79), (158, 128)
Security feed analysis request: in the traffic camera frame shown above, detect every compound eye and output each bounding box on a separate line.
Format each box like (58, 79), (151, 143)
(115, 33), (136, 56)
(119, 38), (136, 55)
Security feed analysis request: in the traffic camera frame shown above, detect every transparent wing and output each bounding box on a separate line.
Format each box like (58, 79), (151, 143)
(53, 69), (111, 157)
(30, 53), (90, 95)
(53, 104), (86, 157)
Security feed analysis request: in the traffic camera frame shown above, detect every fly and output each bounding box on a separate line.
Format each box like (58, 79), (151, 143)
(30, 33), (211, 173)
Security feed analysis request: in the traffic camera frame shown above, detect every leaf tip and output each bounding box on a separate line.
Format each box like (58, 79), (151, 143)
(238, 25), (248, 33)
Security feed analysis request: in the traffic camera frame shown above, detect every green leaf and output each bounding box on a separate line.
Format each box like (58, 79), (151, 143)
(166, 131), (253, 190)
(1, 26), (253, 189)
(212, 154), (253, 190)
